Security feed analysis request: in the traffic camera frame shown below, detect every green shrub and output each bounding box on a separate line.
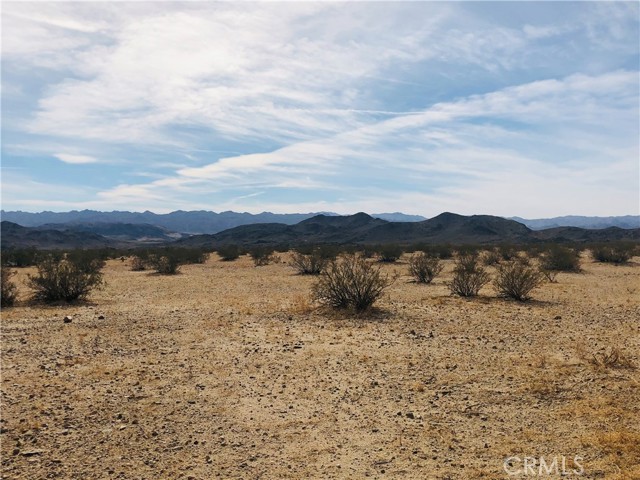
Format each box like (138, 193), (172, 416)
(149, 254), (180, 275)
(312, 254), (392, 312)
(540, 245), (581, 272)
(217, 245), (241, 262)
(591, 243), (635, 264)
(250, 247), (275, 266)
(408, 252), (444, 284)
(448, 253), (490, 297)
(494, 259), (544, 301)
(290, 248), (329, 275)
(28, 255), (104, 302)
(1, 267), (18, 307)
(377, 244), (403, 263)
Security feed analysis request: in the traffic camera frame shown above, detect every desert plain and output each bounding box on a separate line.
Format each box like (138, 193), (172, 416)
(1, 252), (639, 479)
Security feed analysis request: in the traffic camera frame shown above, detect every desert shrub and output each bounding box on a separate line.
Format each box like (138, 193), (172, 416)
(377, 244), (403, 263)
(1, 267), (18, 307)
(448, 253), (491, 297)
(130, 256), (147, 271)
(66, 250), (107, 273)
(494, 259), (544, 301)
(482, 248), (502, 266)
(591, 243), (635, 264)
(149, 254), (180, 275)
(312, 254), (392, 312)
(290, 248), (329, 275)
(250, 246), (275, 266)
(217, 245), (240, 261)
(1, 247), (41, 267)
(539, 267), (558, 283)
(28, 255), (104, 302)
(540, 245), (581, 272)
(408, 252), (444, 284)
(498, 245), (518, 261)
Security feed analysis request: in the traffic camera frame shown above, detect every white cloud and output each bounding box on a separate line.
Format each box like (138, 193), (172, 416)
(54, 153), (98, 164)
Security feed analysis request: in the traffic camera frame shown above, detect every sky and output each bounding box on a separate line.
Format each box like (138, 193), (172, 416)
(1, 1), (639, 217)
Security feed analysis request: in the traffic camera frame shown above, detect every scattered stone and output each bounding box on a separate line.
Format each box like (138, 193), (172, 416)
(98, 315), (105, 320)
(406, 412), (415, 419)
(63, 316), (72, 323)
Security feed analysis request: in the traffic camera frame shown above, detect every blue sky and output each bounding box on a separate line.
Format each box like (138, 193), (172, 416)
(1, 1), (638, 217)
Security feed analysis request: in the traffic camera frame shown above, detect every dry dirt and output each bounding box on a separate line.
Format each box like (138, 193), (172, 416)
(1, 253), (639, 479)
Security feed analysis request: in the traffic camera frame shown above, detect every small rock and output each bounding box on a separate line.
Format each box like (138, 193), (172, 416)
(406, 412), (415, 419)
(554, 315), (562, 320)
(22, 449), (45, 456)
(63, 316), (72, 323)
(98, 315), (105, 320)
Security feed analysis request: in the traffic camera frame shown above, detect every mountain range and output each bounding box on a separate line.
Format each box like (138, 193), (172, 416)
(3, 209), (637, 235)
(176, 212), (640, 248)
(2, 212), (639, 250)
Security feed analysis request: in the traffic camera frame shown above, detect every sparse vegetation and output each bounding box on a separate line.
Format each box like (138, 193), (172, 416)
(408, 252), (444, 284)
(313, 254), (392, 312)
(591, 243), (635, 264)
(1, 266), (18, 307)
(494, 258), (544, 301)
(130, 255), (147, 271)
(28, 255), (104, 302)
(290, 248), (329, 275)
(448, 252), (490, 297)
(149, 254), (181, 275)
(217, 245), (241, 261)
(250, 246), (276, 266)
(540, 245), (581, 272)
(377, 244), (403, 263)
(481, 248), (502, 266)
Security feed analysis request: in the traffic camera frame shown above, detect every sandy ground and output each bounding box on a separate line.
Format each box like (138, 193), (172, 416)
(1, 252), (639, 479)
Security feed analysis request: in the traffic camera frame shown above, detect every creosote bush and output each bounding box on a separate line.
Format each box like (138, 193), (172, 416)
(216, 245), (241, 262)
(591, 243), (635, 264)
(149, 254), (181, 275)
(130, 256), (147, 271)
(408, 252), (444, 284)
(290, 248), (329, 275)
(540, 245), (581, 272)
(494, 258), (544, 301)
(1, 266), (18, 307)
(250, 247), (276, 266)
(28, 255), (104, 302)
(313, 254), (392, 312)
(377, 244), (403, 263)
(448, 253), (490, 297)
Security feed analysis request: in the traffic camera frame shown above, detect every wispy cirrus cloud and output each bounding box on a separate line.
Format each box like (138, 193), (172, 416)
(1, 2), (638, 216)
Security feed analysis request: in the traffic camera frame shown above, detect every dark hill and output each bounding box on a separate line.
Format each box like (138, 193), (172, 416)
(176, 212), (548, 247)
(38, 222), (182, 242)
(1, 221), (117, 250)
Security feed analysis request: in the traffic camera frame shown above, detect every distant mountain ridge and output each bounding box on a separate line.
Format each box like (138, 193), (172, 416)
(1, 209), (423, 234)
(177, 212), (640, 247)
(3, 210), (636, 235)
(3, 213), (639, 250)
(510, 215), (640, 230)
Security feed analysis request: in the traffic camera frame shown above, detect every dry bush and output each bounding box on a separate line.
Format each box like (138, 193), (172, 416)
(540, 268), (558, 283)
(540, 245), (581, 272)
(290, 249), (329, 275)
(1, 266), (18, 307)
(577, 345), (636, 370)
(448, 253), (490, 297)
(408, 252), (444, 284)
(312, 254), (392, 312)
(494, 259), (544, 301)
(377, 244), (403, 263)
(28, 255), (104, 302)
(149, 255), (181, 275)
(217, 245), (241, 261)
(591, 243), (635, 264)
(481, 249), (502, 266)
(250, 247), (276, 266)
(130, 256), (146, 271)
